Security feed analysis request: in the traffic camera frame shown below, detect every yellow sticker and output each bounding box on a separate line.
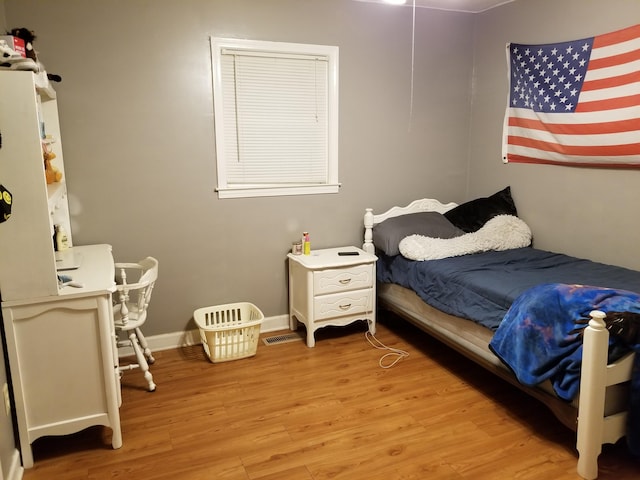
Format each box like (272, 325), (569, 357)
(2, 191), (11, 205)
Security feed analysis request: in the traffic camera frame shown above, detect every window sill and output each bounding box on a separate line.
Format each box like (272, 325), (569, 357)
(216, 183), (340, 199)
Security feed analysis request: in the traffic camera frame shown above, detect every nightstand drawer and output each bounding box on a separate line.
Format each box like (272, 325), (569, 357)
(313, 264), (373, 295)
(313, 289), (373, 321)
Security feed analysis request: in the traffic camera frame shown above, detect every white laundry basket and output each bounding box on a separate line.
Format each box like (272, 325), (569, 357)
(193, 302), (263, 363)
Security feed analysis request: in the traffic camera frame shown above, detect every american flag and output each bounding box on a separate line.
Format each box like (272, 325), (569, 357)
(502, 24), (640, 167)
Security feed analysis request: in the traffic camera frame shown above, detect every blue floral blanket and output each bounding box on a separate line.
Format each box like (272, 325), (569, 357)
(489, 283), (640, 456)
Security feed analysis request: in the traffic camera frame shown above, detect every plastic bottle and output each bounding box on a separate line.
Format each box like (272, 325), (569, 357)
(55, 225), (69, 252)
(303, 232), (311, 255)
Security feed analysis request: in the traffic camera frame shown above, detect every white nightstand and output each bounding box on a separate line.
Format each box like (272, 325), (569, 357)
(287, 246), (377, 347)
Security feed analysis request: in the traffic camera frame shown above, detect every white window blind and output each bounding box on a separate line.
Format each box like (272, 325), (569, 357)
(211, 38), (339, 199)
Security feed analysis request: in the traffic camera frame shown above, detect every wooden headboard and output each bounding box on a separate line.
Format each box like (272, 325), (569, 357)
(362, 198), (458, 254)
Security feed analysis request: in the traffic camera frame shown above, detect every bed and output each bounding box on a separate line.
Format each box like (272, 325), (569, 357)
(362, 188), (640, 480)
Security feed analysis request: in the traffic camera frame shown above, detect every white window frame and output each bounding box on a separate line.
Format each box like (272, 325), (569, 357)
(211, 37), (340, 199)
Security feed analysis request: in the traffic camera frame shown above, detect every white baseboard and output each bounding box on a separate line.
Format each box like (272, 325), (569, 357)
(118, 314), (290, 357)
(6, 449), (23, 480)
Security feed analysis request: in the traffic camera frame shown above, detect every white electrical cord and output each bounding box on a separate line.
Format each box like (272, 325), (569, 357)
(365, 331), (410, 368)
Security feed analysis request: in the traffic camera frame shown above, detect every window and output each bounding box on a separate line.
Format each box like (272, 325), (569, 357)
(211, 37), (339, 199)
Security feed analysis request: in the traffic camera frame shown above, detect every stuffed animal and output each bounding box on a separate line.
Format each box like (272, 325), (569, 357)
(8, 28), (36, 61)
(43, 150), (62, 184)
(8, 27), (62, 82)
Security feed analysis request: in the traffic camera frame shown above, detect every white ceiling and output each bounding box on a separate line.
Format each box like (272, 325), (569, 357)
(352, 0), (515, 13)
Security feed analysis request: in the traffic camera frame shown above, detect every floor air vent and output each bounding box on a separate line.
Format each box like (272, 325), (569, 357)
(262, 333), (303, 346)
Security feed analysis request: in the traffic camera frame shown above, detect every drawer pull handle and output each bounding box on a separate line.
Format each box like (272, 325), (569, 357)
(339, 278), (352, 285)
(339, 303), (352, 310)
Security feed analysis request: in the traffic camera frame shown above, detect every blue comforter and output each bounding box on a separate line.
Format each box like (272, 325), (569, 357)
(489, 283), (640, 400)
(489, 283), (640, 455)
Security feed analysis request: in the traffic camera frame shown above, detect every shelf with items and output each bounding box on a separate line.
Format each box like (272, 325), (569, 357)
(0, 70), (71, 301)
(39, 82), (71, 247)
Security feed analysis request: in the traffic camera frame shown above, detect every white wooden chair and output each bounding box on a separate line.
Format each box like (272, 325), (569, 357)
(113, 257), (159, 392)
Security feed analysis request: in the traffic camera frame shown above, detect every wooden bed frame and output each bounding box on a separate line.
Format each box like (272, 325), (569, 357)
(362, 198), (635, 480)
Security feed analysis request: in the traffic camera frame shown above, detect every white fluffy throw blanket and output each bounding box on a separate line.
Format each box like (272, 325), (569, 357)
(399, 215), (532, 261)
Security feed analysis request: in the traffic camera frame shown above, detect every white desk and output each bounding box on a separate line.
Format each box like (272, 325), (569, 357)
(1, 244), (122, 468)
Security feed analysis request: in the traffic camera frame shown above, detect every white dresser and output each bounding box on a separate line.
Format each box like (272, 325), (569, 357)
(288, 247), (377, 347)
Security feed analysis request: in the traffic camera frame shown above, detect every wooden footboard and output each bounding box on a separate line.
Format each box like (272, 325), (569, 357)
(365, 200), (634, 480)
(577, 313), (633, 479)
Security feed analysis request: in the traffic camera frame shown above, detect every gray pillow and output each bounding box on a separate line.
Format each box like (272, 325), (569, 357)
(372, 211), (464, 256)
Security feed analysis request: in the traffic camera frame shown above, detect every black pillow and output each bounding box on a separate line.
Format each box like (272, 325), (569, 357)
(373, 211), (464, 256)
(444, 186), (518, 233)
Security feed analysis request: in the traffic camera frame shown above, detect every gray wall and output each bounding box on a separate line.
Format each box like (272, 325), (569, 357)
(470, 0), (640, 269)
(3, 0), (474, 335)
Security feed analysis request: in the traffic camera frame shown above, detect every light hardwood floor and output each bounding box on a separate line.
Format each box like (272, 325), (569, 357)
(22, 314), (640, 479)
